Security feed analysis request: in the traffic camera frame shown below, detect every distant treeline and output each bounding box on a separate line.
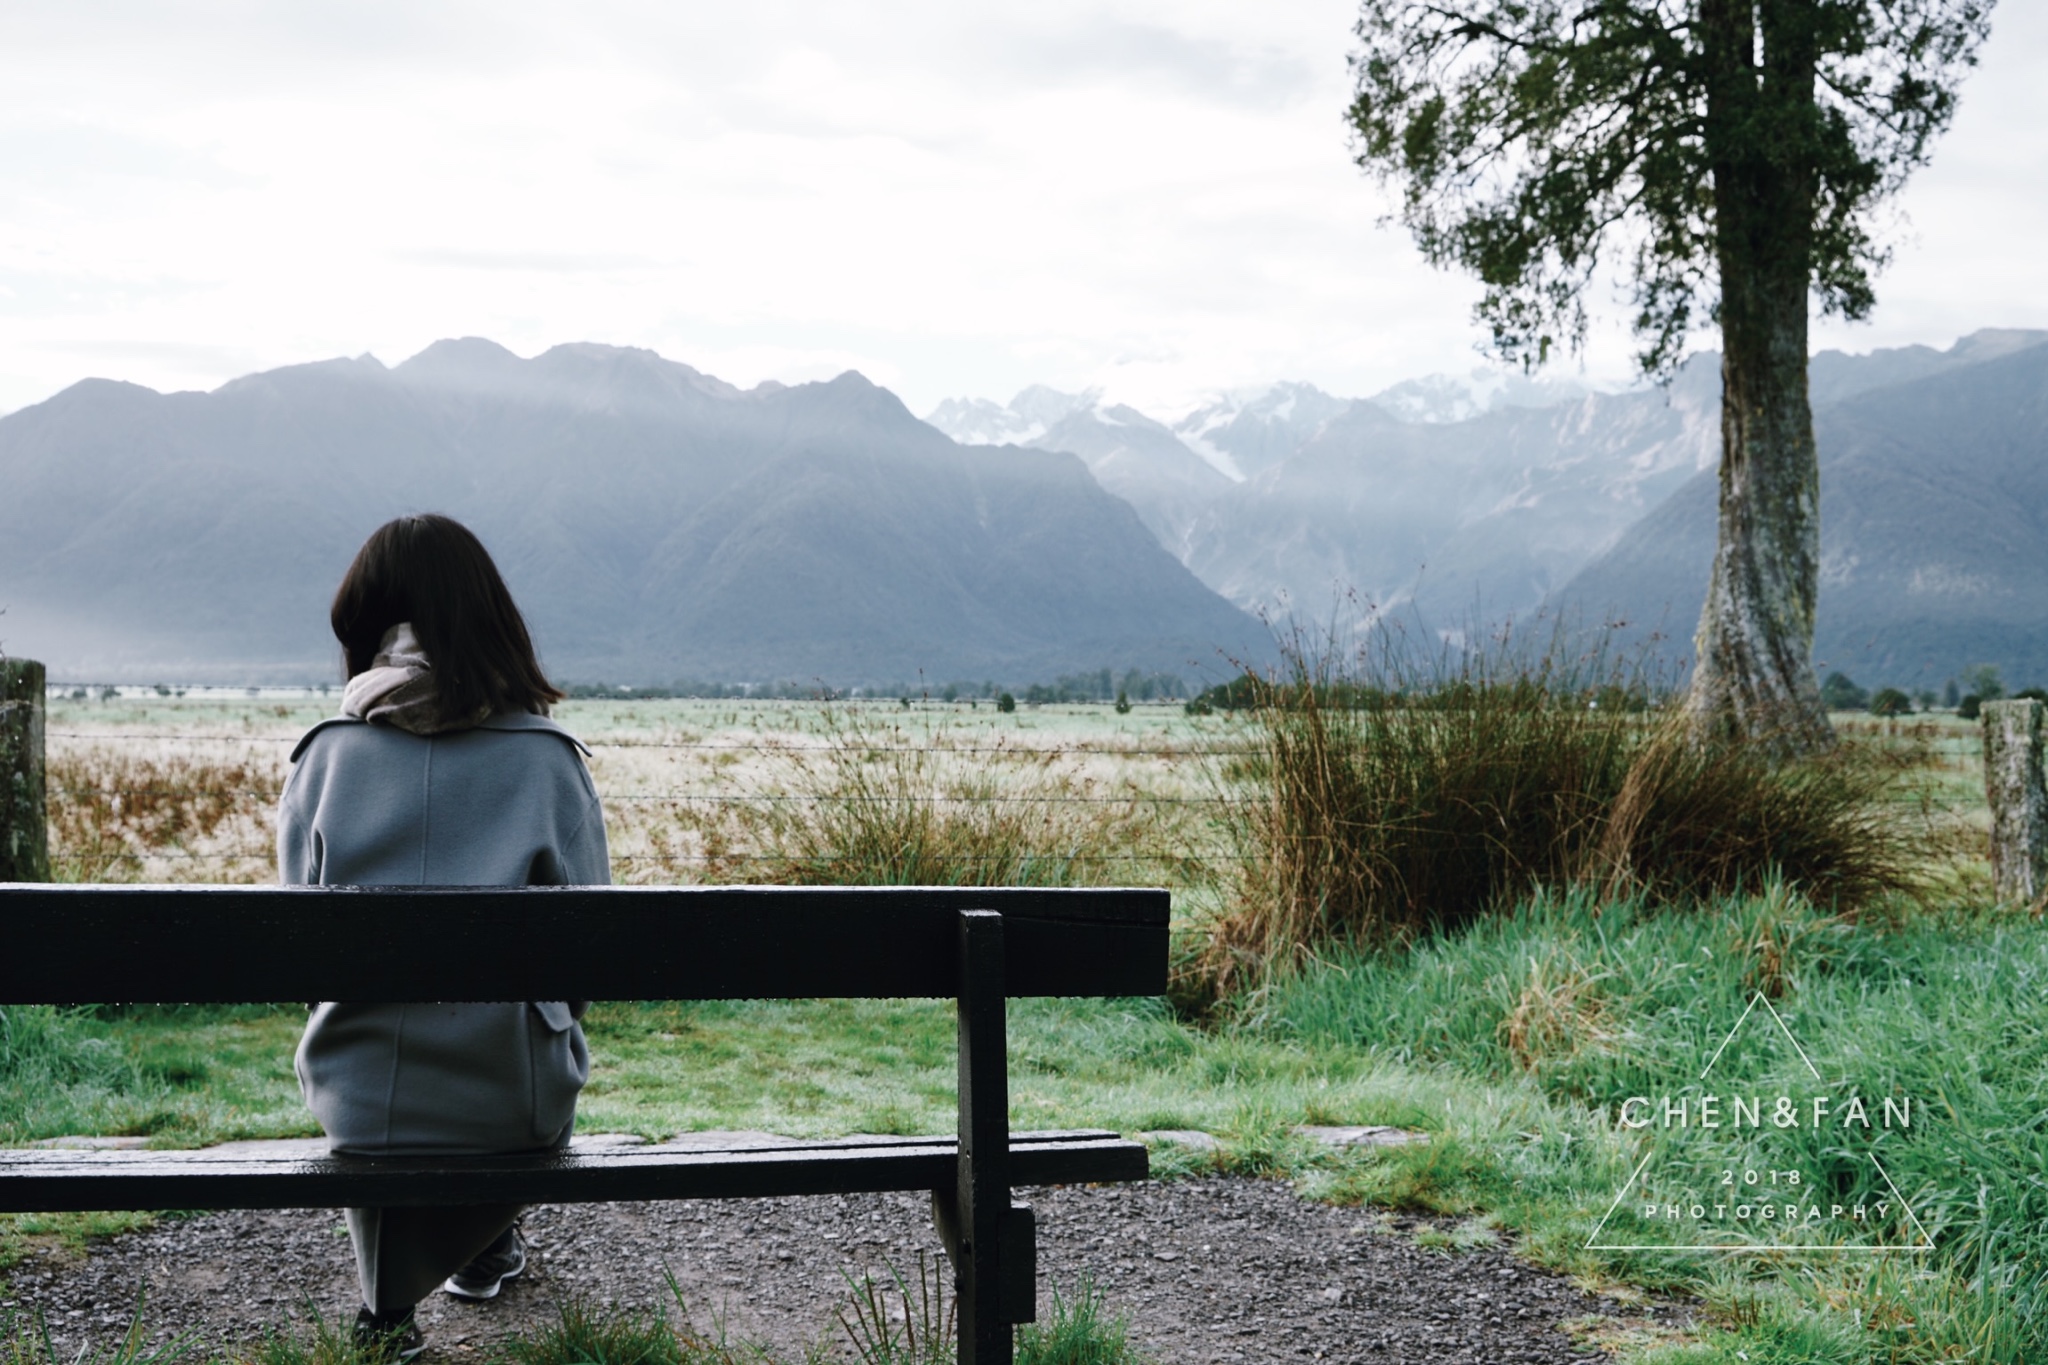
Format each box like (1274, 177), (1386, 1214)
(1182, 673), (1660, 716)
(1179, 664), (2048, 718)
(559, 667), (1193, 704)
(47, 661), (2042, 718)
(1824, 665), (2048, 719)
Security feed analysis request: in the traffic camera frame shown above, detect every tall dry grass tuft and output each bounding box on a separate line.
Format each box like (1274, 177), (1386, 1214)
(1195, 632), (1930, 998)
(45, 747), (280, 882)
(1585, 718), (1924, 910)
(1198, 639), (1635, 996)
(1495, 950), (1617, 1076)
(749, 709), (1161, 889)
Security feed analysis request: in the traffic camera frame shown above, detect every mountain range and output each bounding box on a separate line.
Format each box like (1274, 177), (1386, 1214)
(8, 327), (2046, 691)
(930, 329), (2048, 689)
(0, 340), (1266, 686)
(929, 364), (1721, 622)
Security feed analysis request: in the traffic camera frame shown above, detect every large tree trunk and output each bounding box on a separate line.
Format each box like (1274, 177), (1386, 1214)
(1686, 0), (1834, 757)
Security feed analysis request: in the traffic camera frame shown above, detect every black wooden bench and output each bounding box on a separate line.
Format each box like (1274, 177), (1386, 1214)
(0, 884), (1169, 1365)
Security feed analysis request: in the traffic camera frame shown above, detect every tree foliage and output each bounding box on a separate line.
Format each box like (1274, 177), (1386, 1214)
(1819, 670), (1868, 711)
(1347, 0), (1994, 377)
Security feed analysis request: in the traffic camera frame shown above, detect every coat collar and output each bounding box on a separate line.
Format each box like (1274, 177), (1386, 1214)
(290, 710), (592, 761)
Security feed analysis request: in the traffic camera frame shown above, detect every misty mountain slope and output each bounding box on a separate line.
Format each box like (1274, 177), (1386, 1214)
(632, 437), (1245, 680)
(0, 365), (457, 671)
(1173, 382), (1351, 481)
(925, 388), (1231, 552)
(922, 385), (1095, 448)
(1553, 336), (2048, 685)
(1182, 362), (1721, 624)
(1182, 401), (1460, 614)
(0, 344), (1264, 685)
(927, 333), (2048, 651)
(920, 332), (2048, 650)
(929, 368), (1722, 629)
(1402, 361), (1722, 625)
(1805, 327), (2048, 408)
(1365, 369), (1591, 425)
(1029, 405), (1232, 553)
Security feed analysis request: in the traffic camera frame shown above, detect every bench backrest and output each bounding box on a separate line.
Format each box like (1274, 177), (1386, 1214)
(0, 884), (1169, 1004)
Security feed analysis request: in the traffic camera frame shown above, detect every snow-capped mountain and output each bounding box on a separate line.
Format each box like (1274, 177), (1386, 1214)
(1173, 382), (1353, 481)
(925, 387), (1231, 554)
(1367, 368), (1593, 424)
(924, 372), (1673, 621)
(1183, 362), (1720, 624)
(924, 370), (1675, 620)
(925, 333), (2048, 681)
(921, 385), (1099, 448)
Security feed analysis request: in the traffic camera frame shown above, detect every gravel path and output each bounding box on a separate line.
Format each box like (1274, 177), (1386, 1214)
(3, 1169), (1687, 1364)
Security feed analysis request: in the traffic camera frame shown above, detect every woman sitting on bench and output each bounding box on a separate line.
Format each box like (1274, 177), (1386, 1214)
(277, 513), (610, 1360)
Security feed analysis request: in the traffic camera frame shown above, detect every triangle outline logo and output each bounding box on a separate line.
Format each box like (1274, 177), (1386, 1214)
(1582, 992), (1936, 1255)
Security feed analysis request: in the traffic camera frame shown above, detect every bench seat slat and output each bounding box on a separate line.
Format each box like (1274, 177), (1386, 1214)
(0, 1133), (1147, 1213)
(0, 885), (1170, 1003)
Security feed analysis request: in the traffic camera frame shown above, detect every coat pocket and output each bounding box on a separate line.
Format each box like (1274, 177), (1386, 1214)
(530, 1000), (577, 1033)
(527, 1008), (591, 1147)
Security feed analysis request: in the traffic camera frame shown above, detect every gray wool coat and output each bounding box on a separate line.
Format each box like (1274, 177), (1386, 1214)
(278, 712), (610, 1155)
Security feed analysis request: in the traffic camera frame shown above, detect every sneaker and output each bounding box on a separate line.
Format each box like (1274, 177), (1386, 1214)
(352, 1306), (425, 1363)
(442, 1225), (527, 1301)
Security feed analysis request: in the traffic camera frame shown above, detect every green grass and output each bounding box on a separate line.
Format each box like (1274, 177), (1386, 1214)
(0, 1004), (315, 1274)
(1196, 649), (1935, 1000)
(0, 1006), (311, 1148)
(1261, 887), (2048, 1363)
(836, 1256), (952, 1365)
(575, 994), (1438, 1142)
(0, 1302), (196, 1365)
(13, 696), (2040, 1362)
(498, 1275), (783, 1365)
(0, 1270), (1147, 1365)
(8, 900), (2046, 1362)
(11, 894), (2048, 1360)
(1015, 1280), (1149, 1365)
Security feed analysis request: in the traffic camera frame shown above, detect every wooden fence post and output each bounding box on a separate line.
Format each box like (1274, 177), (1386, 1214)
(1981, 698), (2046, 903)
(0, 658), (50, 883)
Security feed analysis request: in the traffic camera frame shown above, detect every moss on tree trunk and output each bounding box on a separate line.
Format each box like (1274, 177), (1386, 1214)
(1684, 0), (1835, 757)
(1, 657), (50, 883)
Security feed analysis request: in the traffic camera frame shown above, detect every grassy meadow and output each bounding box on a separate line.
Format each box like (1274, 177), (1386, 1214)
(36, 694), (1225, 890)
(7, 692), (2045, 1365)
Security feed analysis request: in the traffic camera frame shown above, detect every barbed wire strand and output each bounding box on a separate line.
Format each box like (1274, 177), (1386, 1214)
(51, 786), (1227, 806)
(46, 731), (1250, 758)
(54, 850), (1191, 865)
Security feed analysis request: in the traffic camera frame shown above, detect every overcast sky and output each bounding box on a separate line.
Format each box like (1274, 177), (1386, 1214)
(2, 1), (2042, 421)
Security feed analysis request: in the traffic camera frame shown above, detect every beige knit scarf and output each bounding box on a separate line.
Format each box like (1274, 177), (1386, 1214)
(339, 623), (490, 735)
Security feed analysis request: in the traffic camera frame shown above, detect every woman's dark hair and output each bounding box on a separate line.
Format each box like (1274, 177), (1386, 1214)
(331, 514), (563, 719)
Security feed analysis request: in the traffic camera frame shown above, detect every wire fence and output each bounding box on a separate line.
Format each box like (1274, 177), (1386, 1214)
(46, 787), (1231, 806)
(39, 732), (1245, 765)
(37, 708), (1985, 887)
(39, 713), (1248, 885)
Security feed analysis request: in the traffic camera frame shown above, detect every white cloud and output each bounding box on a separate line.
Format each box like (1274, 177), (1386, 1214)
(1809, 3), (2048, 357)
(0, 0), (2038, 419)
